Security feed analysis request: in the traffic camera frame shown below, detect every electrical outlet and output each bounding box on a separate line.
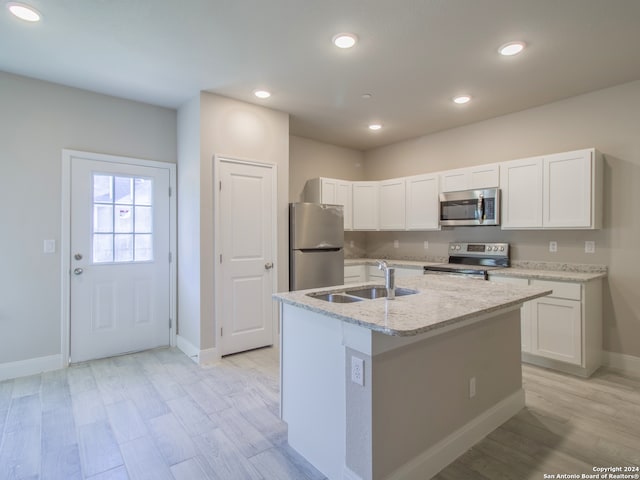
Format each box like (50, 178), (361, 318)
(424, 241), (429, 250)
(350, 240), (354, 248)
(585, 241), (595, 254)
(351, 356), (364, 386)
(393, 240), (399, 248)
(469, 377), (476, 398)
(549, 241), (558, 253)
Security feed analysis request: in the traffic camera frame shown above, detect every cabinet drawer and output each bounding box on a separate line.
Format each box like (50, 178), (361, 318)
(532, 280), (581, 301)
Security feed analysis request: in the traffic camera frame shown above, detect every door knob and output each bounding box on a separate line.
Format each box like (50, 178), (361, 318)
(264, 262), (274, 270)
(73, 268), (84, 275)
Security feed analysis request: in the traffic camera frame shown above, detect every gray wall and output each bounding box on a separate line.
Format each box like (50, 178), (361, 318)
(0, 71), (177, 365)
(289, 135), (364, 202)
(177, 92), (289, 352)
(176, 95), (201, 347)
(363, 81), (640, 358)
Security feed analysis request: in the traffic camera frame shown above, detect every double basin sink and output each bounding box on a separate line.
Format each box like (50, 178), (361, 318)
(307, 286), (418, 303)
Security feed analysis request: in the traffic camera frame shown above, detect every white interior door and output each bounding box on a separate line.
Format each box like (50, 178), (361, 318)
(218, 158), (275, 356)
(70, 156), (171, 363)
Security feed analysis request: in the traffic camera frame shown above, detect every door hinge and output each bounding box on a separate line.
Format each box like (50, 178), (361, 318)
(169, 252), (172, 263)
(169, 318), (172, 329)
(169, 186), (172, 197)
(219, 254), (222, 264)
(219, 181), (222, 191)
(220, 327), (223, 337)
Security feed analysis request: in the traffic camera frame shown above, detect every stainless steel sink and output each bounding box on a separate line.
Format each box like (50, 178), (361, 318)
(345, 286), (419, 299)
(307, 292), (363, 303)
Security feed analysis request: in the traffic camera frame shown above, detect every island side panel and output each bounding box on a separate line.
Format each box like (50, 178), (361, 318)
(280, 303), (347, 480)
(370, 309), (523, 479)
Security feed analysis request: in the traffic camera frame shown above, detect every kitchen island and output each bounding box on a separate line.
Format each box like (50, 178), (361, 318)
(273, 275), (551, 480)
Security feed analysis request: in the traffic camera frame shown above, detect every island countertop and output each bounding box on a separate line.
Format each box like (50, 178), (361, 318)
(273, 275), (551, 337)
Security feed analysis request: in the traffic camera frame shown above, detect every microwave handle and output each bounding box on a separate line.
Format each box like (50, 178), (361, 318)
(477, 194), (484, 223)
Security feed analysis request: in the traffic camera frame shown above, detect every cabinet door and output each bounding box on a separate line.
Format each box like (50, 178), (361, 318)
(440, 169), (468, 193)
(344, 265), (365, 284)
(500, 157), (544, 228)
(530, 297), (582, 365)
(489, 276), (531, 352)
(543, 149), (593, 228)
(406, 174), (440, 230)
(379, 179), (406, 230)
(335, 181), (353, 231)
(320, 178), (338, 204)
(367, 265), (385, 282)
(469, 164), (499, 189)
(352, 182), (379, 230)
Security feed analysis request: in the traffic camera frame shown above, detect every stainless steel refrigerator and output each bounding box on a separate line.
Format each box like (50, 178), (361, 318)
(289, 203), (344, 291)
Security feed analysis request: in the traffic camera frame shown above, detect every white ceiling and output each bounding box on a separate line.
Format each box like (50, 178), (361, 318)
(2, 0), (640, 150)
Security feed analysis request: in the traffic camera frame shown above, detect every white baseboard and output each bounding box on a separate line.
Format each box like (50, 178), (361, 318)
(0, 354), (64, 382)
(343, 466), (363, 480)
(386, 389), (525, 480)
(199, 347), (220, 365)
(602, 351), (640, 377)
(176, 335), (220, 365)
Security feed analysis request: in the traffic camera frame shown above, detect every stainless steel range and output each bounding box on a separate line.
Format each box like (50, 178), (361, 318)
(423, 242), (510, 280)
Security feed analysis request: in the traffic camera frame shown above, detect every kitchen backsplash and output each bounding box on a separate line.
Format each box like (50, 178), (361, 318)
(345, 228), (609, 266)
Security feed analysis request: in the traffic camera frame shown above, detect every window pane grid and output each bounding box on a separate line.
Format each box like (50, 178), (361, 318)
(92, 174), (154, 264)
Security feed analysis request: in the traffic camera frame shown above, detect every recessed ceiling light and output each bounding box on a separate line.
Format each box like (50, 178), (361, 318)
(254, 90), (271, 99)
(361, 93), (372, 99)
(453, 95), (471, 105)
(333, 33), (358, 49)
(368, 124), (382, 131)
(7, 2), (41, 22)
(498, 41), (526, 56)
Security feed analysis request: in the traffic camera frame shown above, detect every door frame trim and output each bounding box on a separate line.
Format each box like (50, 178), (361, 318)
(213, 155), (278, 357)
(61, 149), (177, 366)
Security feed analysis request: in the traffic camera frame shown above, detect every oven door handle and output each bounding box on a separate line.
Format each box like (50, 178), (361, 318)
(477, 194), (485, 224)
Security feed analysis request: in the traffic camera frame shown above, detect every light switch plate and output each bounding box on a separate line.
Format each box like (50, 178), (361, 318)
(393, 240), (399, 248)
(424, 241), (429, 250)
(585, 241), (595, 253)
(44, 239), (56, 254)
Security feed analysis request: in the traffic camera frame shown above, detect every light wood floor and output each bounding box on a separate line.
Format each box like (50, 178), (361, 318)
(1, 347), (638, 480)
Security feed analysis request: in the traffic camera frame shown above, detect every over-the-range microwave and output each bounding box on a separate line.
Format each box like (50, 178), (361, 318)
(439, 188), (500, 226)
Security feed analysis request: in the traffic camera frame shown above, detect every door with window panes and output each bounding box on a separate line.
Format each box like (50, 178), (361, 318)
(70, 156), (171, 363)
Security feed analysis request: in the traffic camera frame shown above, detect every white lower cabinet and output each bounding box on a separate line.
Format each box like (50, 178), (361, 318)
(489, 275), (602, 377)
(345, 263), (423, 284)
(344, 265), (366, 284)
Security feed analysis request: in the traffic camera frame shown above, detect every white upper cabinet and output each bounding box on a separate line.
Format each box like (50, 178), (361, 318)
(378, 178), (406, 230)
(543, 149), (602, 229)
(500, 156), (544, 228)
(352, 181), (379, 230)
(304, 177), (353, 230)
(405, 173), (440, 230)
(501, 148), (602, 230)
(440, 164), (499, 192)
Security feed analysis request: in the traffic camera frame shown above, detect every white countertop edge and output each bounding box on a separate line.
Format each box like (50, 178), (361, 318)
(488, 268), (606, 282)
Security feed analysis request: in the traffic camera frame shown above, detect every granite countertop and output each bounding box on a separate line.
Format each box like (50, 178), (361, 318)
(345, 258), (607, 282)
(273, 275), (551, 337)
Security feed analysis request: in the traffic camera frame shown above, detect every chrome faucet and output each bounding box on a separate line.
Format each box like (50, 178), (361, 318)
(377, 260), (396, 300)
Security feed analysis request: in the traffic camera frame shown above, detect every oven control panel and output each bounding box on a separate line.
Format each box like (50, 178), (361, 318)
(449, 242), (509, 257)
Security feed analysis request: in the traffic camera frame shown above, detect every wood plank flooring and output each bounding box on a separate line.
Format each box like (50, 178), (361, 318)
(0, 347), (638, 479)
